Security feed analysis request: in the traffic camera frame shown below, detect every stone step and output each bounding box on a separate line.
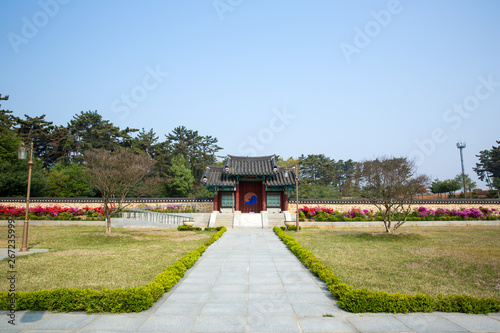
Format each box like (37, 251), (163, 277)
(214, 213), (233, 228)
(239, 213), (262, 228)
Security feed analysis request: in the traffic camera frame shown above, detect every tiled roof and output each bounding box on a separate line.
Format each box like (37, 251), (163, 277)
(201, 155), (298, 187)
(201, 167), (235, 187)
(224, 155), (278, 176)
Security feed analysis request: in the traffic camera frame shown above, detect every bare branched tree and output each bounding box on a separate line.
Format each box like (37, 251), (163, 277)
(354, 156), (430, 233)
(84, 148), (158, 233)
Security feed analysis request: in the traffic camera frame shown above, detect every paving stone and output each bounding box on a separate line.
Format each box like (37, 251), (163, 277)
(292, 303), (343, 317)
(165, 292), (210, 303)
(81, 314), (147, 331)
(348, 316), (412, 332)
(249, 276), (283, 285)
(249, 283), (285, 293)
(0, 310), (48, 331)
(138, 315), (197, 332)
(249, 292), (289, 302)
(248, 316), (301, 333)
(200, 302), (248, 316)
(443, 314), (500, 332)
(248, 271), (281, 278)
(216, 275), (249, 285)
(207, 291), (248, 303)
(24, 313), (96, 331)
(288, 292), (334, 304)
(248, 300), (295, 317)
(153, 302), (205, 316)
(283, 283), (324, 293)
(192, 316), (246, 333)
(396, 314), (467, 332)
(182, 276), (218, 285)
(212, 284), (249, 293)
(173, 283), (215, 293)
(299, 316), (358, 332)
(186, 270), (221, 278)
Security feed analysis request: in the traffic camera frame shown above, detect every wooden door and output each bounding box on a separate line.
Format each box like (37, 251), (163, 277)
(239, 182), (262, 213)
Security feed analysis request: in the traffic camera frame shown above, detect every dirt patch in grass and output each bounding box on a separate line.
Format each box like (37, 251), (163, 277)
(170, 234), (208, 242)
(52, 249), (116, 256)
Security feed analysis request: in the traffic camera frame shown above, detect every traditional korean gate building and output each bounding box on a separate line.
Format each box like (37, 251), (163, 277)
(201, 155), (298, 213)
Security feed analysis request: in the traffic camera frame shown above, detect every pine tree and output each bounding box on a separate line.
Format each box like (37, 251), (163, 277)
(163, 154), (194, 197)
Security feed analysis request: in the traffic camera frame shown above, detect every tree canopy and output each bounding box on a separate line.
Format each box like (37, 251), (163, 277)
(353, 156), (430, 233)
(474, 140), (500, 196)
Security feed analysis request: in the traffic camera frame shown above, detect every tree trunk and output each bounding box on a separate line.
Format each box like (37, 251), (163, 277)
(106, 216), (111, 233)
(104, 198), (111, 233)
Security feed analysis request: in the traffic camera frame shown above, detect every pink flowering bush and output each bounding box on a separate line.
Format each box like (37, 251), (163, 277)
(411, 206), (498, 220)
(298, 205), (499, 222)
(0, 205), (105, 220)
(299, 206), (376, 222)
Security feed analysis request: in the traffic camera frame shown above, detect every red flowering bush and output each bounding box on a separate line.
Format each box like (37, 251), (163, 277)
(0, 205), (105, 220)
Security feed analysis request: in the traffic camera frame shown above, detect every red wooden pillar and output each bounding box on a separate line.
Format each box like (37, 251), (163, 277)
(213, 192), (218, 211)
(283, 193), (288, 211)
(235, 183), (240, 211)
(261, 182), (266, 211)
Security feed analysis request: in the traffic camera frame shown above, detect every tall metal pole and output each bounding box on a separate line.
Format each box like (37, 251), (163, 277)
(457, 142), (466, 199)
(20, 142), (33, 252)
(295, 165), (300, 233)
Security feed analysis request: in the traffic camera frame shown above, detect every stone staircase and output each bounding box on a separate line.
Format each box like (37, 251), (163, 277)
(209, 212), (288, 229)
(239, 213), (263, 228)
(267, 213), (285, 228)
(213, 213), (233, 228)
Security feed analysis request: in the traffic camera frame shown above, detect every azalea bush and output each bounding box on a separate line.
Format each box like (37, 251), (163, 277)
(409, 207), (499, 220)
(299, 205), (499, 222)
(0, 205), (105, 220)
(299, 206), (376, 222)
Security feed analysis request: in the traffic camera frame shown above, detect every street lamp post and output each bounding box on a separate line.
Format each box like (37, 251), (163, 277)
(18, 142), (33, 252)
(295, 165), (300, 233)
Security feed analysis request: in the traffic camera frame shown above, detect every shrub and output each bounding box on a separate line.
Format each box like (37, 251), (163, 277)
(286, 225), (301, 231)
(177, 226), (202, 231)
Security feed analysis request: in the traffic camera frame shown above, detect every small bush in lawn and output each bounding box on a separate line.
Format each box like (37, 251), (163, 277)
(177, 226), (202, 231)
(286, 225), (301, 231)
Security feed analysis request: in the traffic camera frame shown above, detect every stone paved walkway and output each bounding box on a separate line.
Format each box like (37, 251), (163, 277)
(1, 228), (500, 332)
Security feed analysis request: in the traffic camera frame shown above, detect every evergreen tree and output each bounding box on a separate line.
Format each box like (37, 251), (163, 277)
(15, 114), (55, 168)
(474, 140), (500, 196)
(166, 126), (222, 181)
(0, 95), (47, 196)
(46, 162), (97, 197)
(67, 110), (138, 156)
(163, 154), (194, 197)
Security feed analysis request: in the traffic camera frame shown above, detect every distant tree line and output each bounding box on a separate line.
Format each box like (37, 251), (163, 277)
(1, 93), (498, 199)
(0, 95), (220, 197)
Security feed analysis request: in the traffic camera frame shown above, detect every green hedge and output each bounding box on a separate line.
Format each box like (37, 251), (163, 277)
(0, 227), (227, 313)
(177, 225), (202, 231)
(273, 227), (500, 314)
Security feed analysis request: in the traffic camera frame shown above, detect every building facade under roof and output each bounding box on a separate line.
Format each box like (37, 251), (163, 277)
(201, 155), (298, 213)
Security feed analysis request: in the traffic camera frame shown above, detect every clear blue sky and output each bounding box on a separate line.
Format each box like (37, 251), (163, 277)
(1, 0), (499, 188)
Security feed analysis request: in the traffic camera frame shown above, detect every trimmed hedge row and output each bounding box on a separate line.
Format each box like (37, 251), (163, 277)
(273, 227), (500, 314)
(0, 227), (227, 313)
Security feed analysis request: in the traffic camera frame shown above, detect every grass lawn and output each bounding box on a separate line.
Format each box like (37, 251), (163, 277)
(0, 226), (214, 292)
(292, 226), (500, 299)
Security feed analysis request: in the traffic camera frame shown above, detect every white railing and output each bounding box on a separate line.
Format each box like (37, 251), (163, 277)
(121, 209), (194, 225)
